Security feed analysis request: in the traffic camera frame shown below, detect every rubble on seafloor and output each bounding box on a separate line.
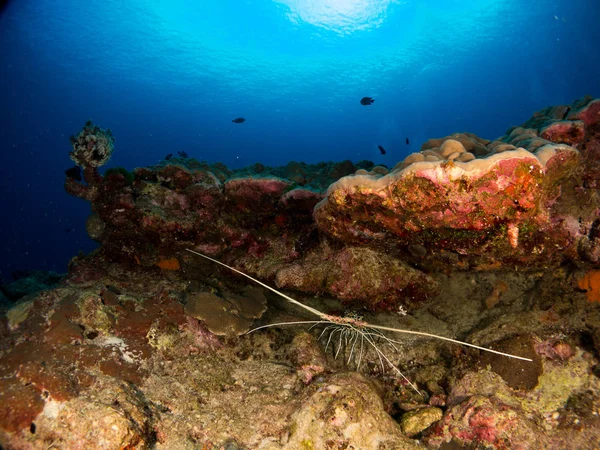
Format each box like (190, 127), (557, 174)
(1, 96), (600, 449)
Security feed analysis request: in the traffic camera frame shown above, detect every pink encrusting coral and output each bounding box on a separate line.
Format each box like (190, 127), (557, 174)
(312, 96), (600, 269)
(224, 177), (293, 213)
(540, 120), (585, 145)
(314, 146), (577, 261)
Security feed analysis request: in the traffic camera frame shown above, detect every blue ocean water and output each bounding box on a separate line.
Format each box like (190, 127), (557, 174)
(0, 0), (599, 280)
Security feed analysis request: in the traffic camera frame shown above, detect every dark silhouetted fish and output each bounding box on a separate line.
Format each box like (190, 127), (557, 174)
(65, 166), (82, 181)
(406, 137), (410, 145)
(360, 97), (375, 106)
(64, 228), (74, 233)
(232, 117), (246, 123)
(378, 145), (386, 155)
(165, 153), (173, 160)
(178, 151), (188, 158)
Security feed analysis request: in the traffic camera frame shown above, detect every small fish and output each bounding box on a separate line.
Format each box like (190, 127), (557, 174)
(360, 97), (375, 106)
(178, 151), (189, 158)
(165, 153), (173, 160)
(232, 117), (246, 123)
(64, 227), (74, 233)
(65, 166), (82, 181)
(378, 145), (386, 155)
(405, 137), (410, 145)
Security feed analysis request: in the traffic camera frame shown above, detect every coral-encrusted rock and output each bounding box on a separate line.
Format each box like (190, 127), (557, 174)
(285, 372), (421, 449)
(573, 98), (600, 126)
(401, 406), (443, 437)
(62, 97), (600, 307)
(0, 378), (45, 433)
(512, 96), (600, 150)
(225, 177), (293, 213)
(315, 146), (578, 264)
(288, 331), (328, 384)
(275, 245), (439, 310)
(424, 336), (600, 449)
(540, 120), (585, 146)
(421, 133), (490, 157)
(184, 287), (267, 336)
(426, 394), (540, 449)
(279, 188), (323, 212)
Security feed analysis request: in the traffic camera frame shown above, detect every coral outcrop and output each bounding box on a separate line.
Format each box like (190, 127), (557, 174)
(60, 97), (600, 311)
(315, 100), (599, 269)
(64, 121), (116, 203)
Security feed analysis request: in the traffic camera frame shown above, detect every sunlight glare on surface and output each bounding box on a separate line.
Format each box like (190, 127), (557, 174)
(275, 0), (399, 34)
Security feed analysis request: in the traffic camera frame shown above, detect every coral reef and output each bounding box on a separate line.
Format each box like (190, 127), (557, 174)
(2, 98), (599, 448)
(60, 96), (600, 311)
